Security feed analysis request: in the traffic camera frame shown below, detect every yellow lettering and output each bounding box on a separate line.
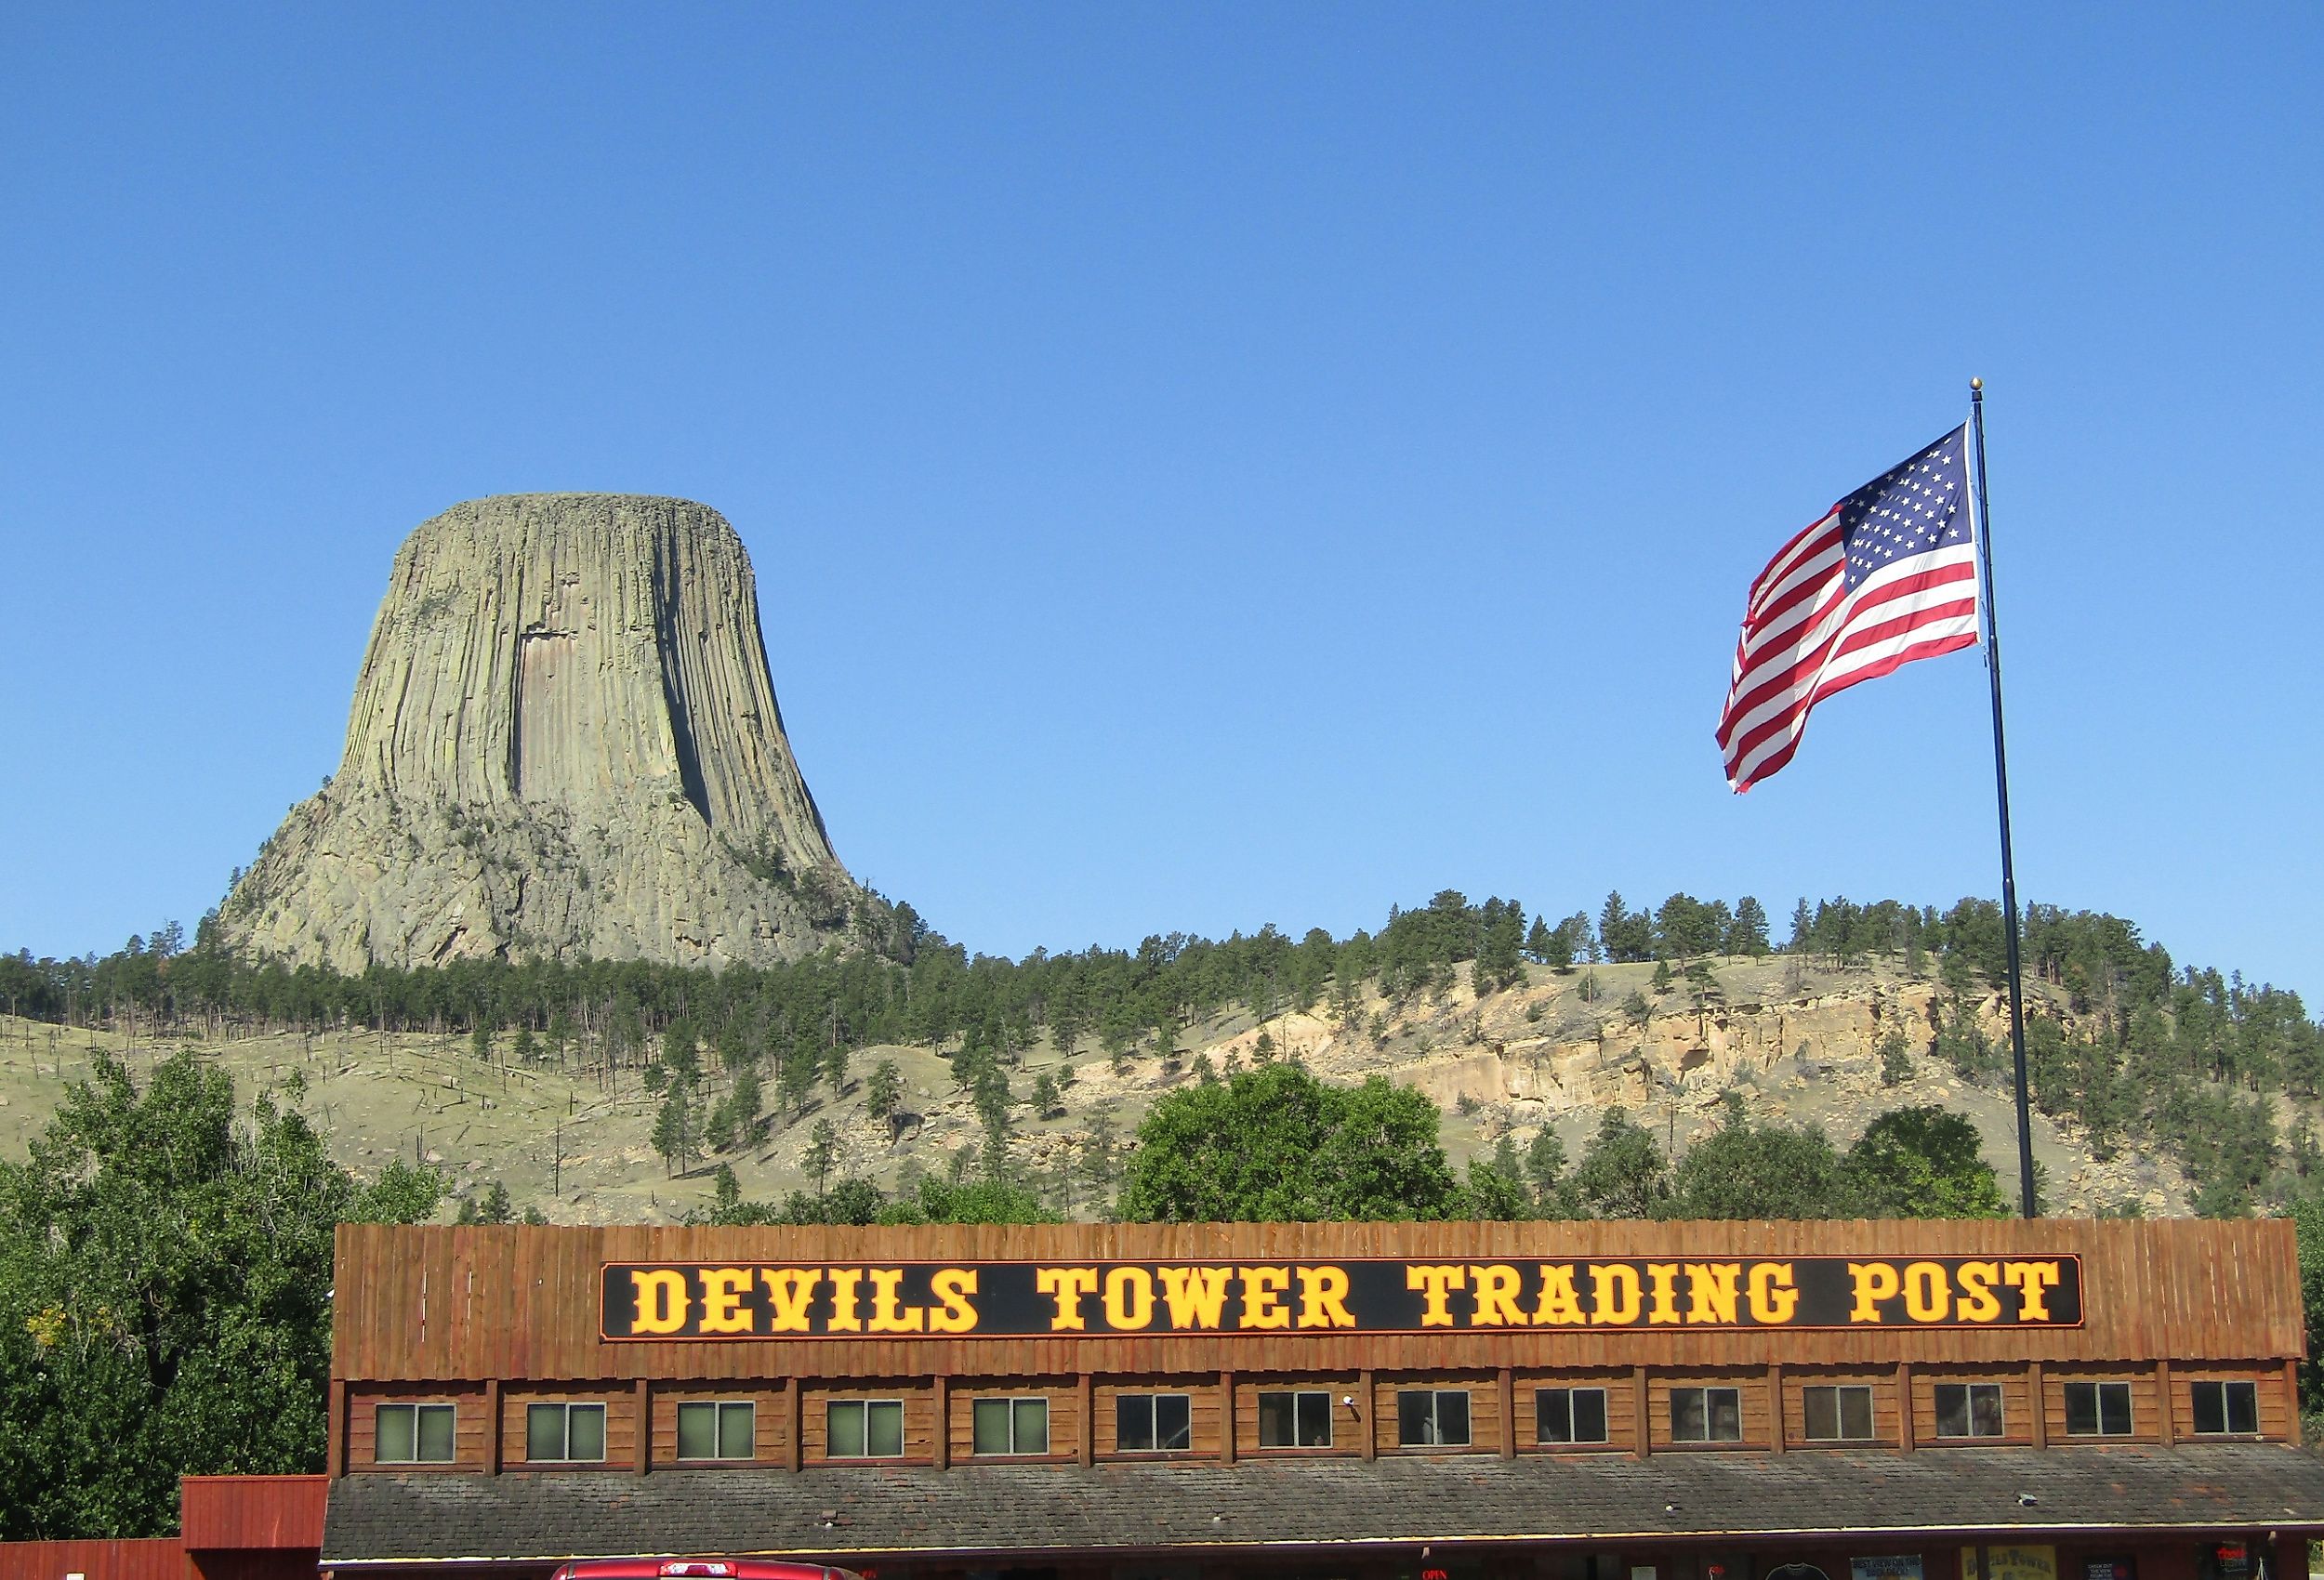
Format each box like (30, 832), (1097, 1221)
(928, 1268), (979, 1333)
(629, 1269), (690, 1335)
(1956, 1260), (2002, 1323)
(1406, 1264), (1468, 1327)
(1589, 1263), (1642, 1325)
(1902, 1260), (1950, 1323)
(1156, 1266), (1233, 1329)
(1533, 1264), (1587, 1325)
(1295, 1265), (1356, 1329)
(1747, 1261), (1799, 1323)
(825, 1267), (865, 1332)
(2002, 1259), (2061, 1321)
(1645, 1262), (1682, 1324)
(697, 1267), (754, 1335)
(1103, 1267), (1155, 1330)
(1034, 1267), (1099, 1331)
(759, 1268), (819, 1333)
(1241, 1266), (1291, 1329)
(1470, 1264), (1529, 1327)
(1849, 1260), (1901, 1322)
(1684, 1263), (1740, 1325)
(867, 1268), (923, 1333)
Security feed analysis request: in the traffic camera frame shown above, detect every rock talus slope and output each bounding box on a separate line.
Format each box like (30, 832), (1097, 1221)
(219, 494), (862, 970)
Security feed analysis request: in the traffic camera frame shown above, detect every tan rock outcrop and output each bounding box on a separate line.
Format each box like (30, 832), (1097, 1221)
(218, 494), (864, 970)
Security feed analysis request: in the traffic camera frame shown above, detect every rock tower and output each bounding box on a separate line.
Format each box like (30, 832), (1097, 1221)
(219, 494), (864, 970)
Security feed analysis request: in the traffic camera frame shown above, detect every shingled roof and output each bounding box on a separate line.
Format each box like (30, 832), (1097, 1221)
(324, 1444), (2324, 1567)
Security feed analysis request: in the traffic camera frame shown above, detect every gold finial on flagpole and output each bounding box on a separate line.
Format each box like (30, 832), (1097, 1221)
(1970, 376), (1984, 391)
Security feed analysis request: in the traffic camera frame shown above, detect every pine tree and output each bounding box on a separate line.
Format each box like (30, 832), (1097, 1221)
(1600, 892), (1630, 958)
(731, 1067), (764, 1138)
(1472, 899), (1525, 994)
(778, 1038), (817, 1117)
(1524, 1125), (1568, 1210)
(804, 1117), (838, 1197)
(456, 1179), (515, 1225)
(1878, 1029), (1913, 1086)
(865, 1058), (905, 1141)
(662, 1020), (701, 1083)
(652, 1082), (693, 1177)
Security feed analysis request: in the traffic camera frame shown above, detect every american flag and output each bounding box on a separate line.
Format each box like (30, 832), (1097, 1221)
(1717, 425), (1982, 792)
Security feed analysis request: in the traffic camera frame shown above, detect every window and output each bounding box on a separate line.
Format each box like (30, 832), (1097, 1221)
(1257, 1389), (1334, 1448)
(1669, 1387), (1742, 1443)
(1396, 1389), (1472, 1447)
(2061, 1381), (2133, 1437)
(1934, 1383), (2005, 1439)
(1537, 1387), (1609, 1445)
(1802, 1385), (1876, 1442)
(677, 1400), (756, 1460)
(376, 1402), (456, 1464)
(971, 1397), (1050, 1456)
(2190, 1381), (2260, 1436)
(524, 1402), (606, 1462)
(1116, 1392), (1192, 1452)
(825, 1399), (905, 1458)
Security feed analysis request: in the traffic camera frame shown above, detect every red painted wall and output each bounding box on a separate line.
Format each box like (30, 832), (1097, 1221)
(0, 1542), (185, 1580)
(178, 1479), (325, 1552)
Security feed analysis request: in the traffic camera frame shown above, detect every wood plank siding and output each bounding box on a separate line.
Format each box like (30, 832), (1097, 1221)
(331, 1218), (2304, 1383)
(1090, 1376), (1227, 1459)
(345, 1383), (491, 1472)
(1777, 1367), (1907, 1448)
(327, 1220), (2306, 1481)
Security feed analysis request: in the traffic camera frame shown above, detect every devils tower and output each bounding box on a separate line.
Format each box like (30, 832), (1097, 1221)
(218, 494), (864, 970)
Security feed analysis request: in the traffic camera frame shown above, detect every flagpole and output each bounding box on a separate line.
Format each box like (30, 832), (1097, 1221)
(1970, 376), (2039, 1218)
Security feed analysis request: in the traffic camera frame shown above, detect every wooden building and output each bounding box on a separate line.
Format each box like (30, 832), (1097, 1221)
(321, 1218), (2324, 1580)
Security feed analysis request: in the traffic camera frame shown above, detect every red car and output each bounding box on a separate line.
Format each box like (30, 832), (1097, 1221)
(551, 1563), (864, 1580)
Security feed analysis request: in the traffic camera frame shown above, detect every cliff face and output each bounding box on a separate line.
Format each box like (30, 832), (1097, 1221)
(219, 494), (863, 970)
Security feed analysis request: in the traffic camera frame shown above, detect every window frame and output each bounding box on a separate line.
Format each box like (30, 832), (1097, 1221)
(1255, 1389), (1335, 1449)
(675, 1399), (757, 1461)
(374, 1401), (457, 1465)
(2189, 1380), (2261, 1437)
(2061, 1380), (2133, 1438)
(1668, 1386), (1743, 1444)
(1933, 1382), (2007, 1440)
(1801, 1384), (1877, 1442)
(1394, 1389), (1472, 1449)
(825, 1398), (906, 1460)
(1535, 1386), (1610, 1446)
(971, 1395), (1052, 1457)
(1114, 1391), (1194, 1453)
(523, 1401), (607, 1463)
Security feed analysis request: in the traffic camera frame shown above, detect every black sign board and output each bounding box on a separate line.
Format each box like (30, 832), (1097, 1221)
(599, 1254), (2083, 1340)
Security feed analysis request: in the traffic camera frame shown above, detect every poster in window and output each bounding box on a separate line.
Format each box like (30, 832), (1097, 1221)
(1854, 1557), (1924, 1580)
(1962, 1548), (2057, 1580)
(2083, 1560), (2136, 1580)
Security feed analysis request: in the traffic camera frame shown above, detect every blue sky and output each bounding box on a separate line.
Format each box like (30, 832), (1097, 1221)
(3, 6), (2318, 996)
